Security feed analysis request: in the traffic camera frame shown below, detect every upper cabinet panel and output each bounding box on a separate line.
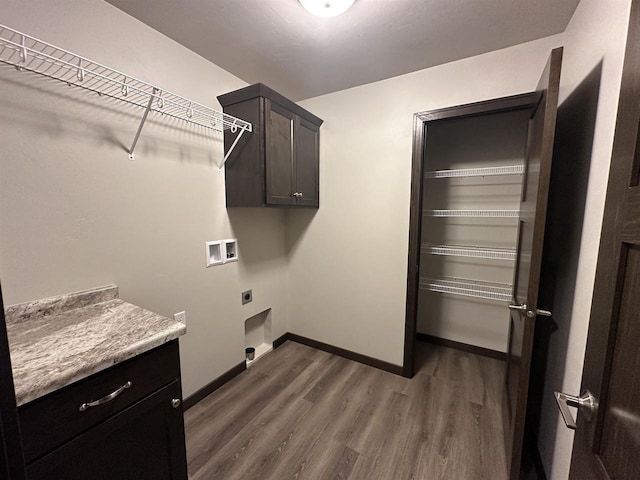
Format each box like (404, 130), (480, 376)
(218, 84), (323, 208)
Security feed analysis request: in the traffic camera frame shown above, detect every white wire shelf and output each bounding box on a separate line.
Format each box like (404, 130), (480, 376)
(0, 23), (252, 163)
(424, 165), (524, 179)
(423, 209), (520, 218)
(419, 276), (513, 303)
(421, 243), (516, 261)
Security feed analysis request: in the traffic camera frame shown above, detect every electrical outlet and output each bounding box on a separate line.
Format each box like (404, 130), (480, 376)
(241, 290), (252, 305)
(174, 311), (186, 324)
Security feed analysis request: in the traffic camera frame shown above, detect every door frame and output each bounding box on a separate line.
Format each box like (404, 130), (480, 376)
(402, 93), (540, 377)
(569, 0), (640, 476)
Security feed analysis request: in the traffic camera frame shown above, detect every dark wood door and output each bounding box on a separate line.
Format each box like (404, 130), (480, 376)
(26, 381), (187, 480)
(0, 285), (27, 480)
(569, 1), (640, 478)
(503, 47), (563, 480)
(295, 116), (319, 207)
(265, 99), (296, 206)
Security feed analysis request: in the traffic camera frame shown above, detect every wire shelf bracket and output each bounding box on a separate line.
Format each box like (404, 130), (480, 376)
(0, 23), (252, 164)
(218, 124), (248, 173)
(128, 88), (157, 161)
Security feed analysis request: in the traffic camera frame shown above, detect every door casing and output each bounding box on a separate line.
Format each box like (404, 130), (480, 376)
(403, 54), (563, 476)
(403, 92), (540, 378)
(569, 0), (640, 477)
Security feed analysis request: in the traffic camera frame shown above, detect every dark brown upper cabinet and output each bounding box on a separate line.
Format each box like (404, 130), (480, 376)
(218, 84), (323, 208)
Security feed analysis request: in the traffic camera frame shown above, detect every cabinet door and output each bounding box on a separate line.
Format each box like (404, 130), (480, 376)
(265, 100), (296, 205)
(295, 116), (320, 207)
(26, 381), (187, 480)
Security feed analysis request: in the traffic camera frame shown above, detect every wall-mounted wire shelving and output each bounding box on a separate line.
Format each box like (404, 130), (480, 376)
(0, 23), (252, 163)
(424, 164), (524, 179)
(421, 243), (516, 261)
(420, 165), (520, 303)
(423, 209), (520, 218)
(419, 275), (513, 303)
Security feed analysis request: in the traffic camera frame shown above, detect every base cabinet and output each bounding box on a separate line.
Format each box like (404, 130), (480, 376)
(26, 381), (186, 480)
(19, 341), (187, 480)
(218, 83), (323, 208)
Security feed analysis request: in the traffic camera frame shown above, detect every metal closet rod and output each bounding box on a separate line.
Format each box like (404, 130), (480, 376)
(0, 23), (252, 163)
(424, 164), (524, 179)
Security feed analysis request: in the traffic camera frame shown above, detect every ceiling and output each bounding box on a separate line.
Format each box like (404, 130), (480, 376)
(106, 0), (580, 101)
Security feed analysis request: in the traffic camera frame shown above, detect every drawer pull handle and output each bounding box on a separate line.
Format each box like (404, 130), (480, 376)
(79, 381), (132, 412)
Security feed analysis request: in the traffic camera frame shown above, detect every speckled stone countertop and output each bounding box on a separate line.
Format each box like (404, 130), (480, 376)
(5, 285), (186, 406)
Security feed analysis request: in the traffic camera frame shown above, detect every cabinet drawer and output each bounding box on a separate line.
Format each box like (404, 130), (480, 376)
(19, 340), (181, 464)
(26, 380), (187, 480)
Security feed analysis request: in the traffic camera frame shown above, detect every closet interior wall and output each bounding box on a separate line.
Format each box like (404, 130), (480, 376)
(417, 109), (531, 353)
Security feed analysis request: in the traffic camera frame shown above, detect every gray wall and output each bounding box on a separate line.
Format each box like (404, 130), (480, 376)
(0, 0), (289, 398)
(294, 34), (563, 366)
(0, 2), (633, 477)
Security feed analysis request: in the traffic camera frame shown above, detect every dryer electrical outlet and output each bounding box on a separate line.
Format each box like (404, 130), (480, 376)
(242, 290), (252, 305)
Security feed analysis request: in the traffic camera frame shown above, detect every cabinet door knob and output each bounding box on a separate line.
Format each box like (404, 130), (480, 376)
(171, 398), (182, 409)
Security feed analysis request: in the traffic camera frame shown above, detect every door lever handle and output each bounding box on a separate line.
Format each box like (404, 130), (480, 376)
(508, 304), (552, 317)
(554, 390), (597, 430)
(508, 303), (528, 311)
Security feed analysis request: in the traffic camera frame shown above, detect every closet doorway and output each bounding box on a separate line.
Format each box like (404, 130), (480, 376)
(403, 48), (562, 480)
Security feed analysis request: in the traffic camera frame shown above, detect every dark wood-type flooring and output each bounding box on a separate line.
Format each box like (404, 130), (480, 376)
(184, 340), (507, 480)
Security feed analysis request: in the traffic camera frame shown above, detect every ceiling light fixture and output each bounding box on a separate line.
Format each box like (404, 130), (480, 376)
(299, 0), (355, 17)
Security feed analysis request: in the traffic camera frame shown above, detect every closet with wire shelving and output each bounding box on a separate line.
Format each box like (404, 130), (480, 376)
(416, 107), (532, 355)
